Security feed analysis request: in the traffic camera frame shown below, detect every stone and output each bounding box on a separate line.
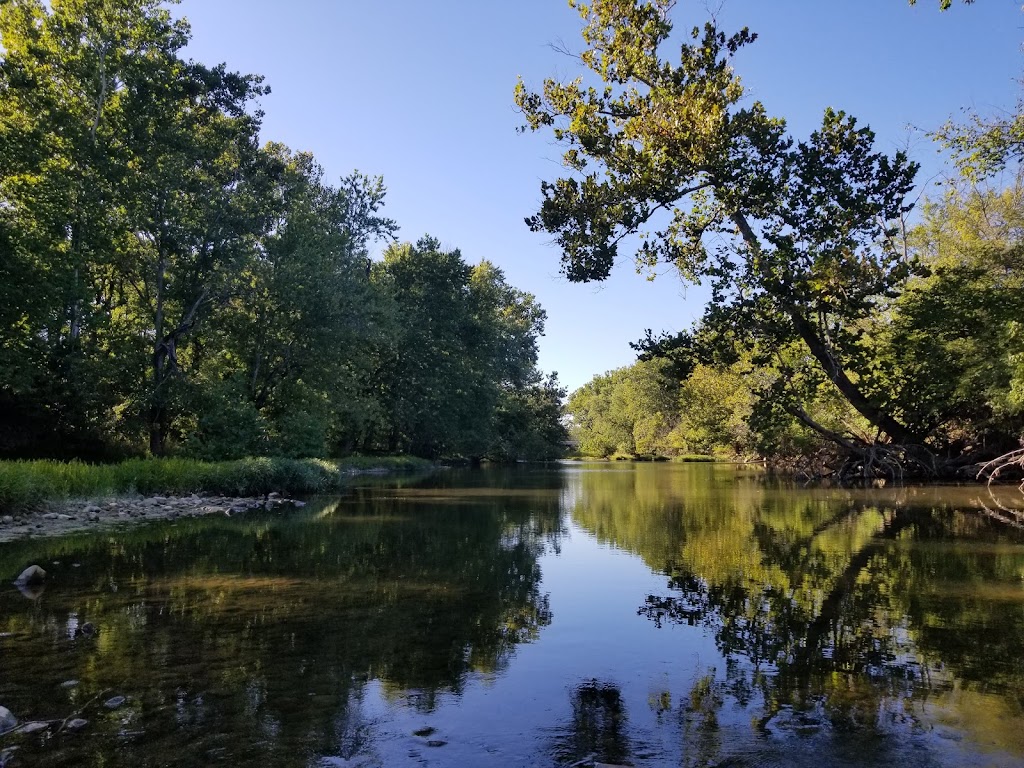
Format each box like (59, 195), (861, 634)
(1, 516), (12, 524)
(293, 500), (307, 508)
(425, 740), (447, 748)
(67, 718), (88, 731)
(61, 679), (80, 688)
(88, 511), (100, 522)
(14, 565), (45, 585)
(43, 513), (59, 520)
(0, 706), (17, 734)
(20, 721), (48, 734)
(83, 504), (101, 515)
(267, 492), (282, 500)
(412, 727), (436, 737)
(103, 695), (126, 710)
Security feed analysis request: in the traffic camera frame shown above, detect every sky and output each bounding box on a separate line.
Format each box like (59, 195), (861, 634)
(173, 0), (1023, 394)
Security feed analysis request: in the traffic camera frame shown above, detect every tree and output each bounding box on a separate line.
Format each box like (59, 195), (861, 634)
(875, 179), (1024, 457)
(0, 0), (276, 456)
(190, 146), (397, 458)
(516, 0), (923, 462)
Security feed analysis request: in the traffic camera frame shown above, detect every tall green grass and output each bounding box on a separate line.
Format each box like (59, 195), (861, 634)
(0, 456), (434, 511)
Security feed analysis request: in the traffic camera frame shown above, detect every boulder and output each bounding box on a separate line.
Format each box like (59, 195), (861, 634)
(14, 565), (45, 585)
(0, 706), (16, 734)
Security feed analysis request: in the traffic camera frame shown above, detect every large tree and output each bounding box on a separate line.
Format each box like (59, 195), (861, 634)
(0, 0), (275, 455)
(516, 0), (923, 461)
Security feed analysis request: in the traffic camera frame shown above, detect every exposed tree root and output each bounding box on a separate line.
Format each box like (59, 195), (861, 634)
(977, 446), (1024, 490)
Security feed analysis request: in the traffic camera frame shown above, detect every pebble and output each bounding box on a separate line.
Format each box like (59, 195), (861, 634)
(104, 695), (126, 710)
(20, 722), (48, 734)
(67, 718), (88, 731)
(61, 679), (80, 688)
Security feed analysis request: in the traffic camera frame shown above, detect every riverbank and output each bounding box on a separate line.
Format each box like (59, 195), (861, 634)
(0, 492), (308, 543)
(0, 456), (435, 514)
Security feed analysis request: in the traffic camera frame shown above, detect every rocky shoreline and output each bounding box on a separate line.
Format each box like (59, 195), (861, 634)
(0, 493), (305, 543)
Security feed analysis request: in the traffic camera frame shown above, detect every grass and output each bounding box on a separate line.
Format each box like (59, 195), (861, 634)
(0, 455), (434, 512)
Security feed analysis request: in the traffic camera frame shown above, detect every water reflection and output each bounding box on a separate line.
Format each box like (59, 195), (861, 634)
(1, 464), (1024, 766)
(0, 471), (564, 766)
(567, 463), (1024, 765)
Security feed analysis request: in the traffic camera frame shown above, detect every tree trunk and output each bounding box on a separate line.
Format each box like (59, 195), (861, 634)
(786, 311), (924, 445)
(150, 253), (167, 456)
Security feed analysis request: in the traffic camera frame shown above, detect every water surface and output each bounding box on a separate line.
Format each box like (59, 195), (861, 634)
(1, 462), (1024, 767)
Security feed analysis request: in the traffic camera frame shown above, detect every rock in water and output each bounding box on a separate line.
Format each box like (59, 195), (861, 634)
(67, 718), (88, 731)
(14, 565), (45, 585)
(103, 695), (126, 710)
(0, 706), (16, 734)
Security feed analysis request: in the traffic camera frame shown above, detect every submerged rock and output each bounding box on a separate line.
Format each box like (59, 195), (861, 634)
(14, 565), (45, 585)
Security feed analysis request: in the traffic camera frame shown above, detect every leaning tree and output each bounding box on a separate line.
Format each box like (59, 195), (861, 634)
(515, 0), (934, 475)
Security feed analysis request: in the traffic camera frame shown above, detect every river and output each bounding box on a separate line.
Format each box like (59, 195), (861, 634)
(1, 462), (1023, 767)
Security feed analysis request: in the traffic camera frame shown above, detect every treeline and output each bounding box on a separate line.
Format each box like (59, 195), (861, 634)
(519, 0), (1023, 477)
(0, 0), (566, 461)
(569, 178), (1024, 467)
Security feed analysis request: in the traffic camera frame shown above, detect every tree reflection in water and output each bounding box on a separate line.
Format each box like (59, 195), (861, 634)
(0, 471), (564, 767)
(567, 463), (1024, 763)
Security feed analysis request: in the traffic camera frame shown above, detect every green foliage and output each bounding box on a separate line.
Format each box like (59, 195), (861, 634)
(673, 364), (753, 456)
(0, 2), (563, 463)
(874, 180), (1024, 452)
(370, 240), (562, 460)
(518, 0), (923, 452)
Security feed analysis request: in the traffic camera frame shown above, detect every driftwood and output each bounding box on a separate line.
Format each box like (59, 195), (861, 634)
(977, 447), (1024, 490)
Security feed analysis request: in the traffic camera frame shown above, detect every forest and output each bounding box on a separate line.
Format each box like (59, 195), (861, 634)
(2, 0), (1022, 480)
(0, 0), (567, 463)
(518, 0), (1024, 478)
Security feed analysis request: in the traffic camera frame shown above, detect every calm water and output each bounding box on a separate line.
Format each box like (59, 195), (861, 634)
(2, 463), (1024, 767)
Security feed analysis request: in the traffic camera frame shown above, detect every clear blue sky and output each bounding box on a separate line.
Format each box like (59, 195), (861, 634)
(175, 0), (1022, 393)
